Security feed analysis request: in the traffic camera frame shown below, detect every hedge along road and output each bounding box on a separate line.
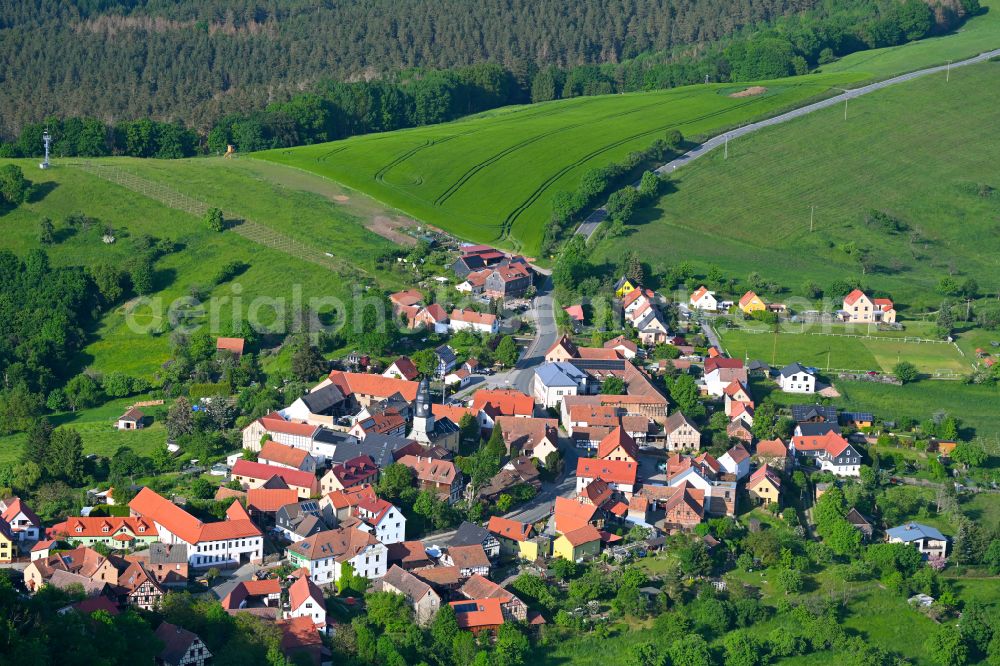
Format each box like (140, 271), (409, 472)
(575, 46), (1000, 241)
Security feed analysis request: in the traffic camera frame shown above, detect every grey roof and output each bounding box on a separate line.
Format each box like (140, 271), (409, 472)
(792, 404), (838, 423)
(155, 622), (203, 666)
(301, 384), (346, 414)
(49, 570), (107, 596)
(796, 422), (841, 437)
(149, 542), (187, 565)
(313, 428), (358, 446)
(451, 521), (493, 548)
(664, 411), (697, 433)
(535, 362), (587, 388)
(887, 522), (948, 543)
(330, 433), (413, 467)
(845, 508), (872, 527)
(293, 514), (327, 538)
(435, 345), (457, 366)
(780, 362), (812, 378)
(379, 564), (434, 601)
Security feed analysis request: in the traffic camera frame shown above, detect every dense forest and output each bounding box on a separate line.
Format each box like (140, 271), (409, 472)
(0, 0), (981, 151)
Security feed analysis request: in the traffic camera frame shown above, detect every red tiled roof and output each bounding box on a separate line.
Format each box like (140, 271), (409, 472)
(48, 516), (156, 539)
(843, 289), (867, 306)
(258, 413), (319, 438)
(327, 371), (419, 402)
(450, 308), (497, 326)
(433, 403), (475, 423)
(247, 488), (300, 513)
(217, 337), (245, 355)
(487, 516), (532, 542)
(288, 573), (325, 612)
(739, 291), (760, 307)
(725, 443), (750, 464)
(259, 441), (311, 468)
(324, 485), (376, 510)
(398, 455), (458, 485)
(386, 357), (420, 381)
(390, 289), (423, 308)
(472, 389), (534, 418)
(232, 460), (318, 491)
(576, 458), (638, 485)
(129, 488), (260, 544)
(564, 305), (585, 322)
(554, 496), (598, 533)
(792, 431), (851, 457)
(330, 455), (379, 490)
(561, 524), (602, 547)
(873, 298), (894, 311)
(604, 335), (638, 353)
(225, 500), (252, 522)
(755, 438), (787, 457)
(704, 357), (744, 374)
(690, 285), (711, 303)
(597, 427), (639, 461)
(749, 464), (781, 487)
(450, 598), (504, 628)
(421, 303), (449, 323)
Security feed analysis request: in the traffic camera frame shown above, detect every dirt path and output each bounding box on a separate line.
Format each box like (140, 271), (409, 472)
(239, 158), (418, 247)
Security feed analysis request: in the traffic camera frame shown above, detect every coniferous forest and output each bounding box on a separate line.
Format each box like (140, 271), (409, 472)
(0, 0), (980, 154)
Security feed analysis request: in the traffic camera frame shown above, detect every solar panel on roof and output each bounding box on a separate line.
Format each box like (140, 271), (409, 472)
(452, 602), (479, 613)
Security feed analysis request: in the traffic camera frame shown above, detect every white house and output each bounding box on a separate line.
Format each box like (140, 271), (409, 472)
(689, 286), (718, 311)
(790, 431), (863, 477)
(668, 467), (737, 517)
(286, 574), (328, 632)
(0, 497), (41, 543)
(702, 358), (747, 397)
(285, 527), (388, 586)
(778, 362), (816, 394)
(449, 308), (499, 335)
(718, 444), (751, 480)
(532, 362), (589, 408)
(886, 522), (949, 559)
(129, 488), (263, 569)
(352, 495), (406, 546)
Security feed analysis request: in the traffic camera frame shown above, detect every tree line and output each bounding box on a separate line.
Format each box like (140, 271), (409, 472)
(0, 0), (981, 155)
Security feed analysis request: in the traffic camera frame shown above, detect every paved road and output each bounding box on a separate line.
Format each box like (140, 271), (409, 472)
(577, 47), (1000, 240)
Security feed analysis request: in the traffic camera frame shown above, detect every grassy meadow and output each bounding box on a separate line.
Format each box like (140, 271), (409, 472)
(596, 60), (1000, 309)
(823, 0), (1000, 78)
(257, 73), (862, 256)
(718, 327), (970, 374)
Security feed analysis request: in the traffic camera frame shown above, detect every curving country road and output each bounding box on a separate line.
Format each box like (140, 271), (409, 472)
(576, 47), (1000, 240)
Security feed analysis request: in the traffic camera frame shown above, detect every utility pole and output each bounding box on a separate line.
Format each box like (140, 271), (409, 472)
(810, 205), (815, 232)
(724, 134), (729, 160)
(844, 95), (849, 121)
(946, 60), (952, 82)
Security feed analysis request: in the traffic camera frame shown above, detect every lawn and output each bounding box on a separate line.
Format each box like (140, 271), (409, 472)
(256, 72), (863, 257)
(718, 327), (969, 374)
(0, 396), (168, 465)
(596, 60), (1000, 309)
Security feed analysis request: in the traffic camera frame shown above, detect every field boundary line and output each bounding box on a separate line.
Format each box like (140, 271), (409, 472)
(71, 162), (366, 277)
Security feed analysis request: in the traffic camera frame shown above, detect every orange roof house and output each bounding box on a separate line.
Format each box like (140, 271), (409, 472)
(450, 598), (505, 633)
(597, 427), (639, 463)
(738, 291), (766, 313)
(216, 337), (246, 357)
(471, 389), (535, 419)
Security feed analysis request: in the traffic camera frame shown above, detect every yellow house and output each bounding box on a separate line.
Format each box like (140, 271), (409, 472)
(747, 465), (781, 506)
(614, 277), (639, 299)
(739, 291), (766, 314)
(0, 521), (14, 563)
(487, 516), (548, 561)
(553, 525), (602, 561)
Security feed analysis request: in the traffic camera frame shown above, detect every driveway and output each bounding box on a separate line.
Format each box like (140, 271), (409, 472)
(210, 561), (258, 600)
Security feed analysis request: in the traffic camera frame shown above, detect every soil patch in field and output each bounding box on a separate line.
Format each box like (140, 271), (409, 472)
(730, 86), (768, 98)
(372, 215), (418, 247)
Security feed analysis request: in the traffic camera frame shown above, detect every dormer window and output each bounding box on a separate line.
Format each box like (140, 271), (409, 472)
(102, 526), (110, 532)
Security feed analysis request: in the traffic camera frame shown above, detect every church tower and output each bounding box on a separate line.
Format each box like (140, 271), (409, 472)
(409, 377), (434, 444)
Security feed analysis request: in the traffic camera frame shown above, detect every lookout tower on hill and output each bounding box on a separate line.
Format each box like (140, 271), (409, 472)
(39, 130), (52, 170)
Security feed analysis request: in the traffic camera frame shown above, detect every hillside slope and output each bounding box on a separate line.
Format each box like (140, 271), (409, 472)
(594, 60), (1000, 308)
(257, 73), (860, 256)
